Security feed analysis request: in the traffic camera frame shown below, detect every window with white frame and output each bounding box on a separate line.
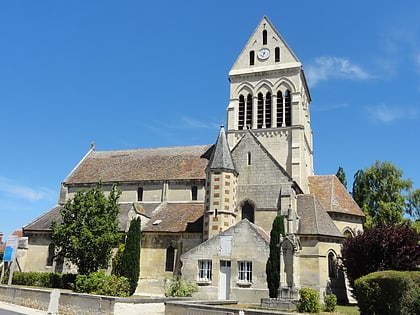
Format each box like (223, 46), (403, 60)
(238, 261), (252, 283)
(198, 260), (212, 282)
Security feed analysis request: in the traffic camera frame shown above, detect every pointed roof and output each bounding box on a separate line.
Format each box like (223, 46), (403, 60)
(207, 126), (237, 173)
(297, 194), (344, 238)
(229, 16), (302, 77)
(308, 175), (365, 217)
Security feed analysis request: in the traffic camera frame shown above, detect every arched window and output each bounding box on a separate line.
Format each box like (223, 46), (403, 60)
(238, 95), (245, 130)
(137, 187), (143, 201)
(275, 47), (280, 62)
(265, 92), (272, 128)
(277, 91), (283, 127)
(46, 243), (55, 267)
(246, 94), (253, 128)
(165, 246), (175, 272)
(328, 252), (337, 278)
(257, 93), (264, 128)
(262, 30), (267, 45)
(285, 90), (291, 126)
(249, 50), (255, 65)
(241, 201), (255, 223)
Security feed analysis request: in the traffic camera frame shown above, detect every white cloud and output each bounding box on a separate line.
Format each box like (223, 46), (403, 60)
(0, 177), (54, 202)
(366, 104), (418, 123)
(306, 56), (373, 87)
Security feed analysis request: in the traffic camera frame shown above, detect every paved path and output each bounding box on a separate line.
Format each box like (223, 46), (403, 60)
(0, 302), (45, 315)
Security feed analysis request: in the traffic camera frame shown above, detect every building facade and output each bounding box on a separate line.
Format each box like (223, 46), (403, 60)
(22, 16), (364, 303)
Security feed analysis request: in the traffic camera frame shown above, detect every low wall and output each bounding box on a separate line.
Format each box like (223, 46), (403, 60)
(165, 301), (303, 315)
(0, 285), (174, 315)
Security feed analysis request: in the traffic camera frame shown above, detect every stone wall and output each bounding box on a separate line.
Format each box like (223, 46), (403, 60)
(0, 285), (173, 315)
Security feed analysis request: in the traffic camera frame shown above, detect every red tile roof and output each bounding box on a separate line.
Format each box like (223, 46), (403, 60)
(143, 202), (204, 233)
(65, 145), (212, 184)
(308, 175), (364, 217)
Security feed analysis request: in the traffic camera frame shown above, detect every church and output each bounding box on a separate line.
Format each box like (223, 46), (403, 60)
(21, 16), (364, 303)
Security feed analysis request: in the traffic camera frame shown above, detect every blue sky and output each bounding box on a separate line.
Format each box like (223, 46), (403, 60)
(1, 1), (420, 239)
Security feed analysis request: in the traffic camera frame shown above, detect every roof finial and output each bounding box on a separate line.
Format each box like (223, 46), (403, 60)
(90, 142), (96, 150)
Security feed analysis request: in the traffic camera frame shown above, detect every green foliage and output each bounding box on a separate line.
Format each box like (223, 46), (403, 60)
(323, 294), (337, 312)
(119, 217), (141, 295)
(354, 270), (420, 315)
(297, 287), (321, 313)
(74, 271), (130, 297)
(336, 166), (347, 189)
(164, 276), (198, 297)
(51, 183), (121, 275)
(11, 271), (76, 289)
(407, 188), (420, 222)
(266, 215), (284, 298)
(112, 243), (125, 275)
(341, 223), (420, 288)
(352, 161), (412, 227)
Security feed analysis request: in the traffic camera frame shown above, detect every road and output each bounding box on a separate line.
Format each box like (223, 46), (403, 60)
(0, 302), (44, 315)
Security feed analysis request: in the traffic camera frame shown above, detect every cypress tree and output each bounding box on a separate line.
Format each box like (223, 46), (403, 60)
(266, 215), (285, 298)
(120, 217), (141, 295)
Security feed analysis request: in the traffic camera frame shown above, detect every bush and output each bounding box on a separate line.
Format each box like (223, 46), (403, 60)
(323, 294), (337, 312)
(354, 270), (420, 315)
(297, 287), (321, 313)
(164, 277), (198, 297)
(11, 271), (76, 289)
(74, 271), (130, 297)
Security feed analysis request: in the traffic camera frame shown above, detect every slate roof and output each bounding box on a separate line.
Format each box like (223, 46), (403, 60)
(208, 126), (236, 173)
(64, 145), (212, 184)
(308, 175), (364, 217)
(297, 194), (344, 238)
(142, 202), (204, 233)
(23, 203), (138, 233)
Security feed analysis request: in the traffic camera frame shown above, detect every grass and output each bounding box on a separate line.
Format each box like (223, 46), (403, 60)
(320, 305), (360, 315)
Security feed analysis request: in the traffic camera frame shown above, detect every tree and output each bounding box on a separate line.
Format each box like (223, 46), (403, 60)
(341, 223), (420, 287)
(119, 217), (141, 295)
(407, 188), (420, 222)
(266, 215), (285, 298)
(52, 183), (121, 275)
(352, 161), (412, 227)
(336, 166), (347, 189)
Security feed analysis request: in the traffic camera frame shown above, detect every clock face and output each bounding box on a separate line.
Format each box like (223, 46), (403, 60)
(258, 48), (270, 60)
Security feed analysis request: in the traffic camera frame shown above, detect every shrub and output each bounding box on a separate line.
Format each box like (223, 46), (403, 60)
(11, 271), (76, 289)
(297, 287), (321, 313)
(323, 294), (337, 312)
(354, 270), (420, 315)
(74, 271), (130, 297)
(164, 277), (198, 297)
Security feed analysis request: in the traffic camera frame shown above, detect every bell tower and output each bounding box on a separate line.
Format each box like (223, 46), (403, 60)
(226, 16), (313, 193)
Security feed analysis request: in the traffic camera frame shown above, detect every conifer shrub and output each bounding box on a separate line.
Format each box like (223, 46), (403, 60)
(354, 270), (420, 315)
(266, 215), (284, 298)
(119, 217), (141, 295)
(297, 287), (321, 313)
(323, 293), (337, 312)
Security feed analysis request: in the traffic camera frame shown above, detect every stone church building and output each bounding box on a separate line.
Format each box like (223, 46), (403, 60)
(21, 16), (364, 303)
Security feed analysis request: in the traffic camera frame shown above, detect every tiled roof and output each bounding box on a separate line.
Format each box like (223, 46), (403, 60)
(143, 202), (204, 233)
(23, 203), (139, 233)
(208, 126), (236, 173)
(308, 175), (364, 217)
(297, 194), (344, 238)
(65, 145), (212, 184)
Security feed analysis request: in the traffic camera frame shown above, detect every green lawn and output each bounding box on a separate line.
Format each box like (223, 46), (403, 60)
(321, 305), (360, 315)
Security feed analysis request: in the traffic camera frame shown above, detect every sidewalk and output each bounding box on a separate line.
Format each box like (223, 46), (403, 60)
(0, 301), (45, 314)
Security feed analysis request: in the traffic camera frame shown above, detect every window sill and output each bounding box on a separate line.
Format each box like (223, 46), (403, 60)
(197, 280), (212, 286)
(236, 281), (252, 287)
